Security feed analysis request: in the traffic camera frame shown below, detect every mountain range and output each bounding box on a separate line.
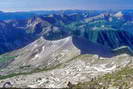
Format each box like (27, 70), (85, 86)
(0, 10), (133, 88)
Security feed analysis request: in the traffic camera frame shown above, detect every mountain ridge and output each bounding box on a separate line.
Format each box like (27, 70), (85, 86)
(0, 12), (133, 55)
(0, 10), (133, 88)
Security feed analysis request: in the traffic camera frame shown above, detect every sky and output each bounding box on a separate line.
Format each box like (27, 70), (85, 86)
(0, 0), (133, 12)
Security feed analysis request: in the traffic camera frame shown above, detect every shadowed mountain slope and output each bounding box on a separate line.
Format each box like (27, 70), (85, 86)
(0, 12), (133, 55)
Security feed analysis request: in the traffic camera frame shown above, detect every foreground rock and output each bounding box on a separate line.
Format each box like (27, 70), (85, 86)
(0, 54), (132, 88)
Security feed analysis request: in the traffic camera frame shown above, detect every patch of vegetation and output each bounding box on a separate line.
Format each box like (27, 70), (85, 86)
(0, 56), (16, 63)
(0, 63), (63, 80)
(66, 54), (93, 63)
(71, 66), (133, 89)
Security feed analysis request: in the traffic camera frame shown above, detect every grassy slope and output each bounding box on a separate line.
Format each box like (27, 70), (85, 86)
(0, 56), (16, 63)
(71, 65), (133, 89)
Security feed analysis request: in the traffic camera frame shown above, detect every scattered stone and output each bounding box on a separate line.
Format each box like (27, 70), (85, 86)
(3, 82), (12, 88)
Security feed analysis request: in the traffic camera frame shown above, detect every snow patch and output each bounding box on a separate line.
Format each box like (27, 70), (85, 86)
(93, 65), (116, 72)
(114, 11), (123, 18)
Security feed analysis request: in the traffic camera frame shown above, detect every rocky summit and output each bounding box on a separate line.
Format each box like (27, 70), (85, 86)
(0, 10), (133, 88)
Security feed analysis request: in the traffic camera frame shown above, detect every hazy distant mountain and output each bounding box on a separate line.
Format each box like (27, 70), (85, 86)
(0, 10), (103, 20)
